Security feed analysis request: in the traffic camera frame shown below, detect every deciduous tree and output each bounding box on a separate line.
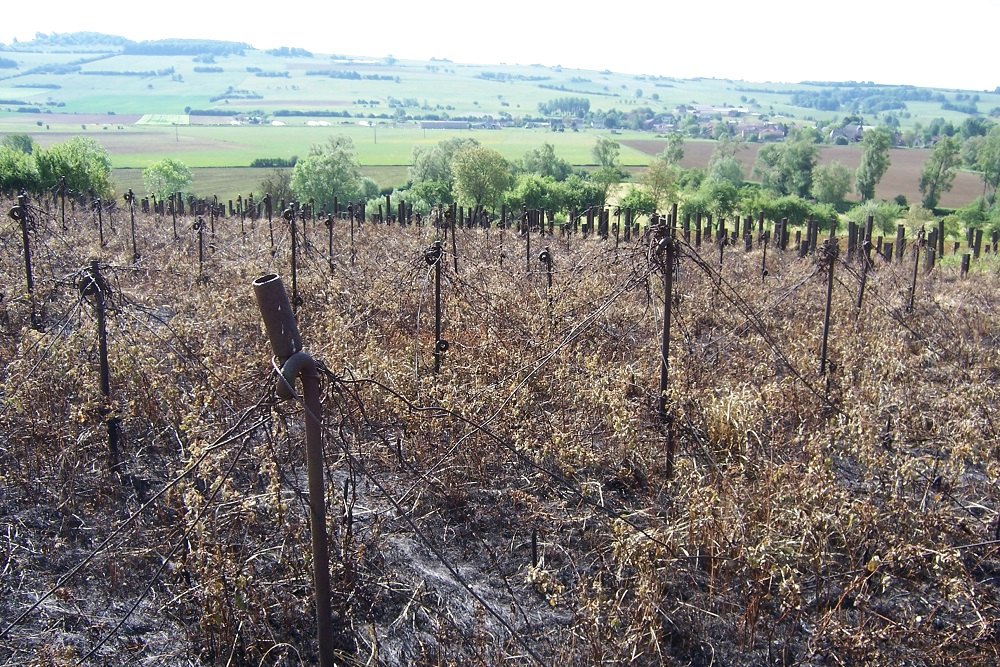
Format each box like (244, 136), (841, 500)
(811, 161), (852, 206)
(520, 143), (572, 181)
(34, 137), (113, 196)
(291, 135), (364, 210)
(974, 126), (1000, 206)
(143, 157), (193, 200)
(855, 127), (892, 201)
(451, 145), (512, 208)
(918, 136), (960, 209)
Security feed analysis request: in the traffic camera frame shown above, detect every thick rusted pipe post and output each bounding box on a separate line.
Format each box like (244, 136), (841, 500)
(252, 274), (334, 667)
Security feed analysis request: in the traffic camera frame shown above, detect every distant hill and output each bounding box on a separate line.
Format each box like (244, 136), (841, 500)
(1, 31), (997, 137)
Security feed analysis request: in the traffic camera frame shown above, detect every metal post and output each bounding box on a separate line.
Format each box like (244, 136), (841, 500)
(125, 189), (140, 262)
(424, 242), (447, 374)
(251, 275), (334, 667)
(908, 231), (923, 313)
(819, 240), (839, 376)
(656, 228), (676, 478)
(59, 176), (67, 231)
(283, 206), (301, 310)
(856, 214), (874, 316)
(79, 261), (122, 472)
(540, 246), (553, 325)
(195, 217), (206, 282)
(325, 214), (334, 273)
(10, 192), (40, 328)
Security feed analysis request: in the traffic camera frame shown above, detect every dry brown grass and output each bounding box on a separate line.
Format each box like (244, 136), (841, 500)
(1, 198), (998, 665)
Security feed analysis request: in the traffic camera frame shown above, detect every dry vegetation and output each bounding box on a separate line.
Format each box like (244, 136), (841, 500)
(1, 195), (998, 666)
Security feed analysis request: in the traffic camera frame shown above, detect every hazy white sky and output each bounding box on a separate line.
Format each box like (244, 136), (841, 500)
(3, 1), (997, 91)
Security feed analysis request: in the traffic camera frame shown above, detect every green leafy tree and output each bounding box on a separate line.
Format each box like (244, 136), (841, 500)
(855, 127), (892, 201)
(520, 143), (572, 181)
(259, 168), (294, 206)
(143, 158), (193, 200)
(846, 199), (904, 234)
(34, 137), (113, 196)
(810, 161), (852, 206)
(707, 154), (744, 187)
(1, 134), (36, 154)
(451, 145), (512, 208)
(409, 137), (480, 187)
(291, 135), (363, 210)
(617, 186), (658, 216)
(592, 136), (621, 169)
(559, 174), (604, 211)
(0, 146), (39, 193)
(754, 140), (818, 197)
(661, 132), (685, 165)
(590, 137), (626, 204)
(974, 126), (1000, 206)
(407, 179), (454, 207)
(640, 157), (682, 210)
(918, 137), (960, 209)
(503, 173), (564, 211)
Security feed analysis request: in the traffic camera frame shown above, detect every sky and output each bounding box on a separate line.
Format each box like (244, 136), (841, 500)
(3, 1), (998, 92)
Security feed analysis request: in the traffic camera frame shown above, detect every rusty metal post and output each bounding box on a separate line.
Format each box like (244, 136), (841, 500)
(855, 214), (874, 316)
(252, 274), (334, 667)
(540, 246), (553, 325)
(424, 242), (447, 374)
(819, 239), (839, 376)
(95, 196), (106, 247)
(266, 193), (275, 255)
(10, 192), (40, 329)
(325, 214), (335, 273)
(522, 206), (531, 274)
(450, 202), (459, 273)
(124, 189), (140, 262)
(194, 217), (206, 282)
(169, 193), (178, 240)
(349, 202), (356, 266)
(655, 227), (676, 478)
(907, 231), (923, 313)
(58, 176), (67, 231)
(283, 205), (301, 310)
(79, 261), (122, 472)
